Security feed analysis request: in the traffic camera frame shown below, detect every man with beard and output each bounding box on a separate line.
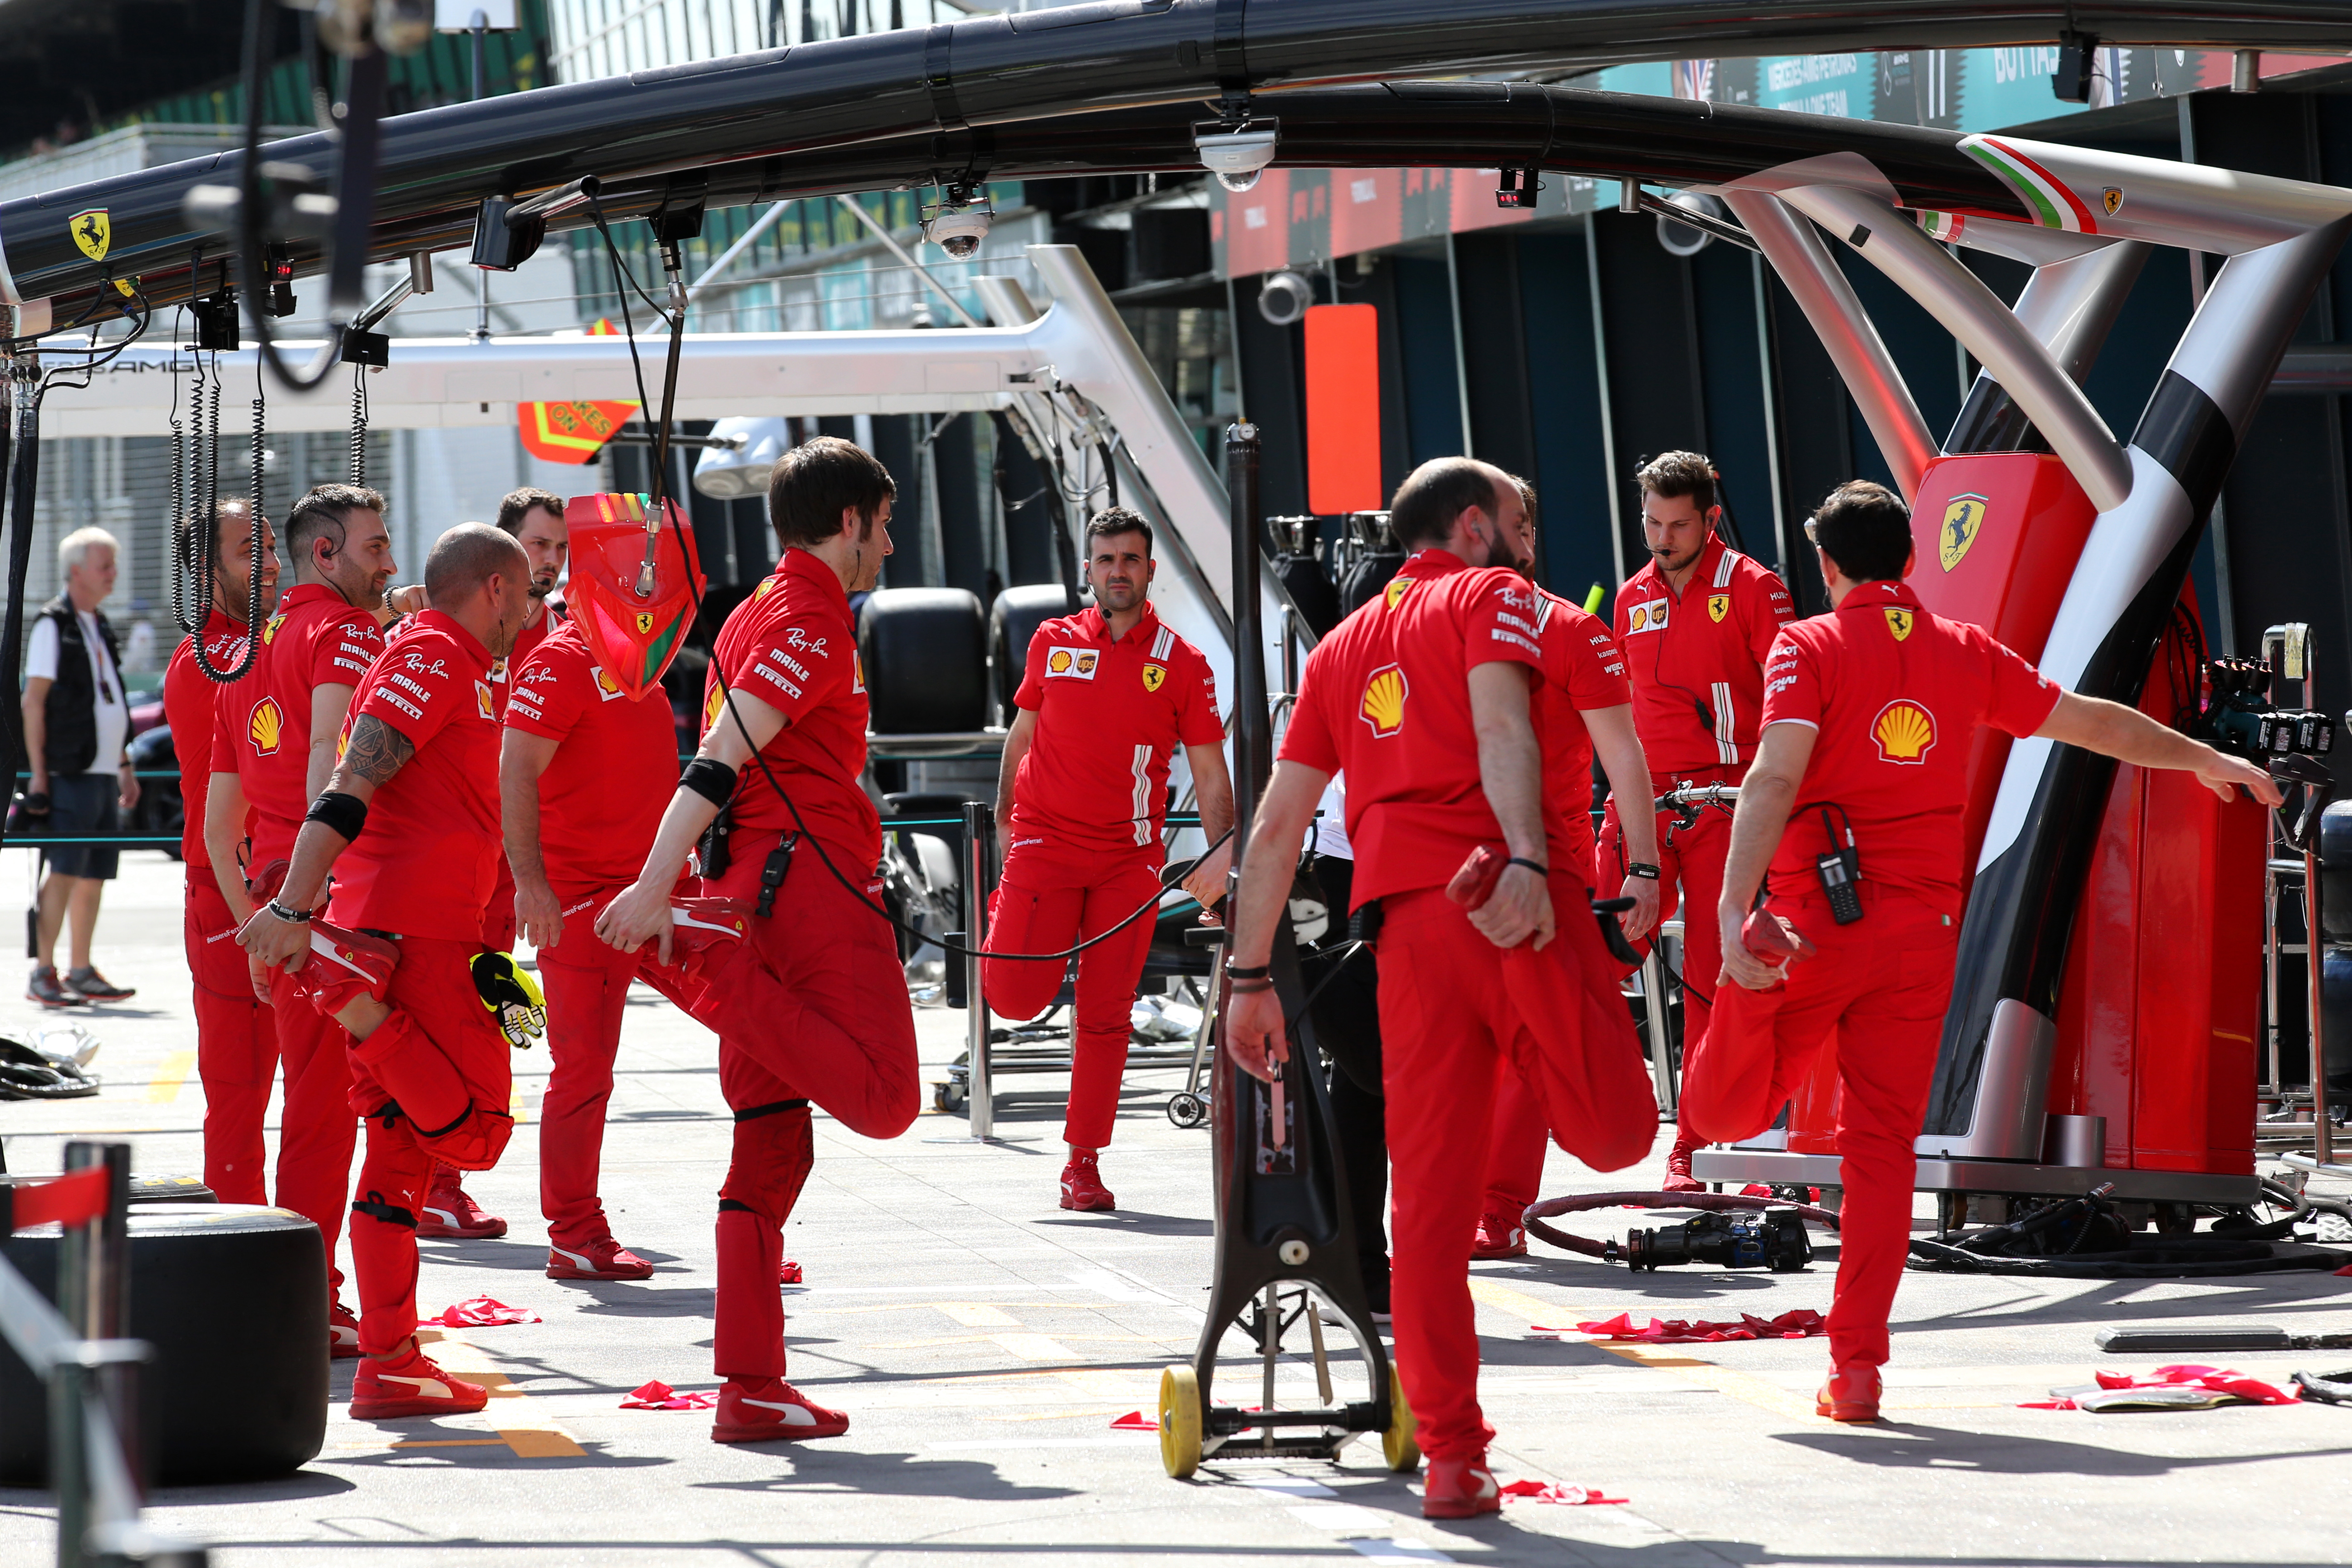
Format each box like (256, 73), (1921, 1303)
(982, 506), (1233, 1212)
(163, 498), (281, 1203)
(205, 482), (395, 1357)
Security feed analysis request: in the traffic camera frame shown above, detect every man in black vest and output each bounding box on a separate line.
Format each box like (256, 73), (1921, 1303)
(20, 526), (138, 1006)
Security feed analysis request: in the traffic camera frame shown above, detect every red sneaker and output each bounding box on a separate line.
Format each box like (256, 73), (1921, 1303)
(288, 920), (400, 1017)
(1816, 1359), (1882, 1423)
(711, 1375), (849, 1442)
(1422, 1451), (1503, 1519)
(1663, 1131), (1706, 1194)
(350, 1342), (491, 1420)
(1470, 1212), (1527, 1259)
(547, 1236), (654, 1280)
(329, 1301), (363, 1360)
(418, 1169), (507, 1240)
(1059, 1150), (1116, 1212)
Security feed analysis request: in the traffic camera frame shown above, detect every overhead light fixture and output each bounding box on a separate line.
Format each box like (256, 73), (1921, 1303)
(1257, 271), (1314, 328)
(692, 416), (789, 501)
(1195, 120), (1279, 194)
(1655, 191), (1727, 258)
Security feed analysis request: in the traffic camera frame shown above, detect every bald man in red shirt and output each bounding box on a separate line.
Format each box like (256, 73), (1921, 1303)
(205, 482), (395, 1357)
(163, 499), (280, 1205)
(1596, 452), (1794, 1191)
(1684, 480), (2277, 1422)
(599, 437), (921, 1445)
(241, 523), (535, 1420)
(1223, 458), (1658, 1519)
(984, 506), (1234, 1212)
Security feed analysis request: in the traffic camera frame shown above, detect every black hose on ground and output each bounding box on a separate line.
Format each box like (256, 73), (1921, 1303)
(1522, 1189), (1841, 1263)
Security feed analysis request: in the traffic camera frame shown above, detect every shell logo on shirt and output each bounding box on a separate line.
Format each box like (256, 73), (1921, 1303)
(474, 680), (495, 720)
(1141, 663), (1166, 692)
(1626, 598), (1669, 633)
(1872, 699), (1936, 764)
(248, 697), (284, 756)
(1358, 663), (1409, 738)
(591, 665), (626, 701)
(1708, 593), (1730, 622)
(703, 683), (725, 728)
(1940, 493), (1988, 571)
(1044, 647), (1099, 681)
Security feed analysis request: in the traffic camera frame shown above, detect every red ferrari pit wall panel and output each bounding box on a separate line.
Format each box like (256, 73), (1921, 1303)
(1904, 453), (2100, 879)
(2046, 607), (2262, 1176)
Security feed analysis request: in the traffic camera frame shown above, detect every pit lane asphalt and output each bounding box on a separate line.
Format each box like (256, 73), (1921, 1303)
(5, 850), (2352, 1568)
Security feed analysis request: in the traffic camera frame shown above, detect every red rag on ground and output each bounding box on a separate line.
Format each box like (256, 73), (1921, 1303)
(1563, 1309), (1826, 1343)
(1499, 1479), (1627, 1505)
(7, 1167), (109, 1231)
(780, 1259), (804, 1285)
(1109, 1411), (1160, 1431)
(620, 1379), (719, 1410)
(2024, 1363), (2302, 1411)
(426, 1296), (542, 1328)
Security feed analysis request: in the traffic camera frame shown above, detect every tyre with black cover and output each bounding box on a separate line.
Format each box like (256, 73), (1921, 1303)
(0, 1204), (326, 1485)
(989, 584), (1075, 725)
(859, 588), (987, 734)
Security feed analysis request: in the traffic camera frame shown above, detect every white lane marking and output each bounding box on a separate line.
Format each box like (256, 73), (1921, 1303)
(926, 1436), (1158, 1451)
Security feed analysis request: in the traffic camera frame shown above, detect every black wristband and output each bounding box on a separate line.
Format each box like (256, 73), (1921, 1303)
(305, 790), (368, 843)
(267, 899), (314, 925)
(680, 756), (739, 808)
(1626, 862), (1662, 880)
(1507, 857), (1549, 877)
(1225, 961), (1272, 981)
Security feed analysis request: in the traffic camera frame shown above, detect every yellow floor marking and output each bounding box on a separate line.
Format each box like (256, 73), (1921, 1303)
(145, 1049), (196, 1103)
(1465, 1277), (1591, 1324)
(414, 1328), (587, 1458)
(390, 1439), (510, 1449)
(940, 1302), (1022, 1327)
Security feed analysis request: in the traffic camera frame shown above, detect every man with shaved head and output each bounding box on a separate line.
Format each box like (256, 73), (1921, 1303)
(240, 522), (535, 1421)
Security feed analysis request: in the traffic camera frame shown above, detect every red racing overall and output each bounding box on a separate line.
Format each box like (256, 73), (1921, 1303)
(327, 611), (514, 1356)
(211, 583), (385, 1297)
(165, 611), (277, 1204)
(503, 618), (683, 1254)
(981, 602), (1222, 1151)
(691, 550), (922, 1384)
(1680, 580), (2059, 1370)
(1280, 550), (1656, 1463)
(1595, 536), (1792, 1165)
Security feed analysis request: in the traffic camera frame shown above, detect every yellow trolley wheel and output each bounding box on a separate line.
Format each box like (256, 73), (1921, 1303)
(1382, 1362), (1421, 1473)
(1159, 1364), (1204, 1479)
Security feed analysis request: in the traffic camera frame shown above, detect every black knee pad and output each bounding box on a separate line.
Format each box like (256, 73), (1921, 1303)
(351, 1190), (418, 1229)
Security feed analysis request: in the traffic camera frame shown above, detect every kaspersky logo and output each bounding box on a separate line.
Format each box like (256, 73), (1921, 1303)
(1358, 664), (1408, 738)
(248, 697), (284, 755)
(1872, 699), (1936, 764)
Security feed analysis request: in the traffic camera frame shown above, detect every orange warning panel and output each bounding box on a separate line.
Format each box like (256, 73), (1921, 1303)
(1304, 304), (1382, 515)
(520, 399), (640, 464)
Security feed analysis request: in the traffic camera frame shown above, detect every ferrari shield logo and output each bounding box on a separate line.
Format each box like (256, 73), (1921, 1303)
(634, 611), (655, 634)
(1884, 607), (1915, 641)
(69, 210), (110, 263)
(1939, 493), (1987, 572)
(1383, 576), (1412, 611)
(262, 612), (285, 645)
(1707, 593), (1730, 623)
(2102, 186), (2124, 216)
(1142, 663), (1166, 692)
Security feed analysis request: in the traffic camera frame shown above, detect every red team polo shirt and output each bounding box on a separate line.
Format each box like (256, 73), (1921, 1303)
(1282, 549), (1576, 907)
(327, 612), (505, 941)
(703, 550), (880, 870)
(486, 606), (559, 720)
(505, 618), (676, 897)
(1528, 586), (1633, 872)
(164, 611), (253, 872)
(1615, 536), (1793, 773)
(1009, 602), (1223, 858)
(212, 583), (385, 863)
(1760, 579), (2061, 916)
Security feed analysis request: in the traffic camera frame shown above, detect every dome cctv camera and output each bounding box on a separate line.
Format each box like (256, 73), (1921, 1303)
(1196, 124), (1278, 194)
(925, 202), (993, 260)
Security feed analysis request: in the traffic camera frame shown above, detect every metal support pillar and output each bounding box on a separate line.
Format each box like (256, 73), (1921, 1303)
(962, 801), (996, 1141)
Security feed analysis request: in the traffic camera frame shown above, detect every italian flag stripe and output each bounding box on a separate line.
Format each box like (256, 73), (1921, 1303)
(1960, 136), (2097, 234)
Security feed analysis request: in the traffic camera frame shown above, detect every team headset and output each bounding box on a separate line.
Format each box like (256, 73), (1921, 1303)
(1638, 466), (1747, 743)
(593, 203), (1226, 967)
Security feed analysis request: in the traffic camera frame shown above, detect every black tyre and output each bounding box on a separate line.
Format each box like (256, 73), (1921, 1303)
(0, 1204), (326, 1486)
(988, 584), (1077, 726)
(859, 588), (988, 734)
(0, 1173), (215, 1206)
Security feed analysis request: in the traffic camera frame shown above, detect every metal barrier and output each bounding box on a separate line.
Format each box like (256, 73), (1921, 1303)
(0, 1142), (206, 1568)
